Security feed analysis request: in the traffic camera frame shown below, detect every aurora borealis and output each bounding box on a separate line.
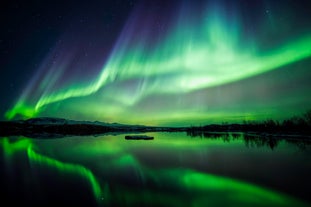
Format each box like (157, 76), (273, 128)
(1, 1), (311, 206)
(2, 0), (311, 126)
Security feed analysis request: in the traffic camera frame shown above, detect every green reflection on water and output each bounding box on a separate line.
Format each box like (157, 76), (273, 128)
(1, 137), (32, 155)
(1, 133), (310, 207)
(27, 144), (103, 203)
(1, 137), (103, 204)
(180, 169), (288, 205)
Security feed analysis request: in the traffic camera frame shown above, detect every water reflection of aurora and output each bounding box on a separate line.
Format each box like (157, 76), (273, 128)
(1, 135), (309, 207)
(5, 1), (311, 126)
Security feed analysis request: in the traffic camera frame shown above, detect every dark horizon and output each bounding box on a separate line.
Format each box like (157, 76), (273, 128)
(1, 109), (311, 139)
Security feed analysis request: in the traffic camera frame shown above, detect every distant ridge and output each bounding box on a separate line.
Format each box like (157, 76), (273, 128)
(0, 117), (182, 138)
(24, 117), (151, 128)
(25, 117), (68, 125)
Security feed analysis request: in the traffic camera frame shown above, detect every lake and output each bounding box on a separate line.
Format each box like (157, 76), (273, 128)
(1, 132), (310, 207)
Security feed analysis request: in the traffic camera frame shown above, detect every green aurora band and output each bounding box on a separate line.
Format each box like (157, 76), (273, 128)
(5, 1), (311, 125)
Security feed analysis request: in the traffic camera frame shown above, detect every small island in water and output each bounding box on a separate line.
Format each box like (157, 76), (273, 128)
(125, 135), (154, 140)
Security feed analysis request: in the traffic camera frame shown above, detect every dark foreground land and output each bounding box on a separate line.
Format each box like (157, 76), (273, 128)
(0, 113), (311, 140)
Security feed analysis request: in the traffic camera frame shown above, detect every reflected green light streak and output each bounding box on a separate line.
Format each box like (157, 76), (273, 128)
(74, 134), (307, 206)
(1, 137), (32, 156)
(141, 168), (306, 207)
(2, 134), (309, 206)
(180, 170), (285, 204)
(0, 138), (103, 203)
(5, 2), (311, 122)
(27, 145), (103, 202)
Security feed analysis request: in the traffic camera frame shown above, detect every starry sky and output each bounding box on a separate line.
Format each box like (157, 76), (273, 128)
(1, 0), (311, 126)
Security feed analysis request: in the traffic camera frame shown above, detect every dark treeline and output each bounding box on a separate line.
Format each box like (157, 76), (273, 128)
(186, 131), (310, 150)
(187, 110), (311, 136)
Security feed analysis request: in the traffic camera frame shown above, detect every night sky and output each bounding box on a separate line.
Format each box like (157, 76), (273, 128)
(1, 0), (311, 126)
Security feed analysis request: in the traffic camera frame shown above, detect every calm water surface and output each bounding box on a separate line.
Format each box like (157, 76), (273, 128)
(1, 132), (310, 207)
